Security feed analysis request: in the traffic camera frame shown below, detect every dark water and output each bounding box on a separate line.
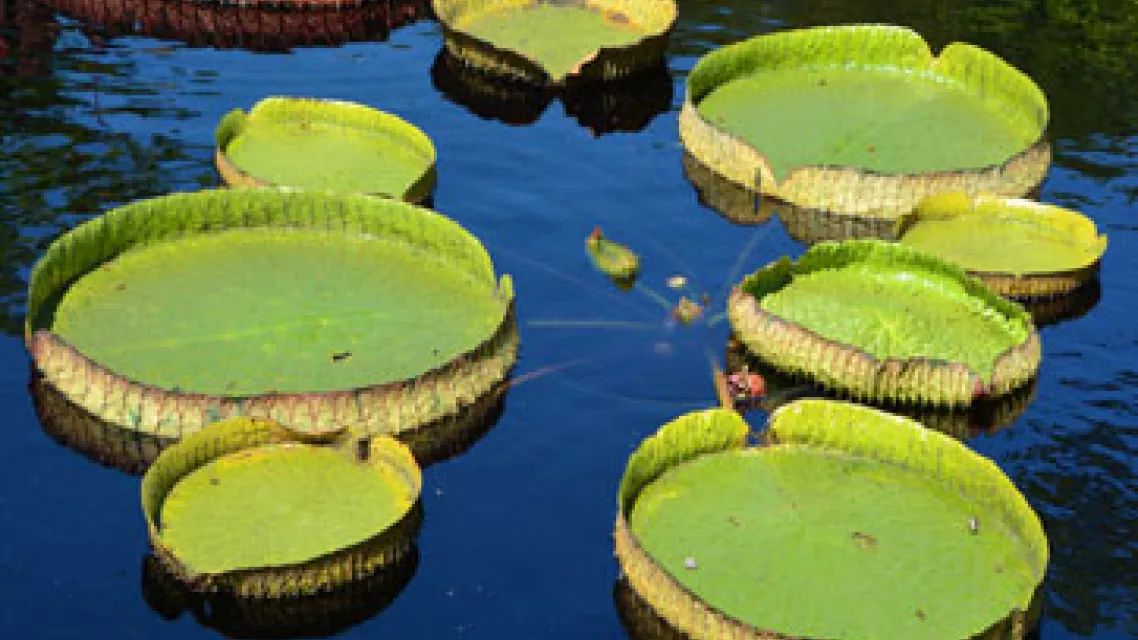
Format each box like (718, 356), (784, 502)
(1, 0), (1135, 638)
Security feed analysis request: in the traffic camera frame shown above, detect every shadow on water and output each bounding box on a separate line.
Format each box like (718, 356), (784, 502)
(430, 47), (674, 136)
(141, 544), (419, 638)
(30, 363), (513, 474)
(41, 0), (432, 52)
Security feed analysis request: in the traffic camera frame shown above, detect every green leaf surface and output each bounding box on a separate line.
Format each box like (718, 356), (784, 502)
(456, 4), (649, 79)
(226, 120), (429, 196)
(159, 444), (413, 575)
(756, 252), (1028, 377)
(898, 194), (1107, 274)
(696, 67), (1036, 180)
(629, 447), (1037, 639)
(50, 227), (505, 395)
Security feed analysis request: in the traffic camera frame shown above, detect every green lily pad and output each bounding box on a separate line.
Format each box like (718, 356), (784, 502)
(215, 97), (436, 202)
(728, 240), (1039, 406)
(433, 0), (677, 84)
(615, 403), (1047, 640)
(49, 227), (502, 396)
(680, 24), (1051, 216)
(161, 444), (412, 575)
(143, 417), (423, 595)
(27, 188), (516, 439)
(697, 67), (1036, 181)
(897, 192), (1107, 298)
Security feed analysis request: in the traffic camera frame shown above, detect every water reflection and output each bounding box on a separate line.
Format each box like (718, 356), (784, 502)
(142, 546), (419, 638)
(1, 0), (215, 335)
(31, 363), (512, 473)
(43, 0), (431, 52)
(431, 48), (673, 136)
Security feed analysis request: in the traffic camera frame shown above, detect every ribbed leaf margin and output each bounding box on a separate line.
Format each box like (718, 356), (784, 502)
(617, 408), (748, 515)
(679, 24), (1051, 218)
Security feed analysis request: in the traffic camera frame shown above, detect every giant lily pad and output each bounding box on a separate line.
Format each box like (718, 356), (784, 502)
(897, 192), (1107, 299)
(215, 97), (436, 202)
(432, 0), (676, 85)
(680, 24), (1051, 218)
(614, 403), (1048, 640)
(142, 417), (422, 595)
(26, 188), (517, 446)
(728, 240), (1040, 407)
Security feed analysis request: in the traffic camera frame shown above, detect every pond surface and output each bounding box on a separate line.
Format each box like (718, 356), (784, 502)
(1, 0), (1135, 638)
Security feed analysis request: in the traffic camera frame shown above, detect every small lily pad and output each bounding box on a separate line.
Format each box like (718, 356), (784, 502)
(433, 0), (676, 85)
(728, 240), (1040, 406)
(680, 24), (1051, 217)
(897, 192), (1107, 299)
(142, 417), (423, 595)
(586, 226), (640, 281)
(215, 97), (436, 202)
(615, 402), (1047, 640)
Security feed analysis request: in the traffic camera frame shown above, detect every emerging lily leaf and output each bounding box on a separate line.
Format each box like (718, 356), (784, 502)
(680, 24), (1051, 218)
(141, 417), (422, 596)
(432, 0), (677, 85)
(586, 225), (640, 282)
(897, 192), (1107, 299)
(728, 240), (1040, 407)
(615, 402), (1048, 640)
(26, 188), (517, 445)
(215, 96), (437, 202)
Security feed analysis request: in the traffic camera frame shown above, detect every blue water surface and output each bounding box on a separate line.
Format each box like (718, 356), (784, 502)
(1, 0), (1134, 638)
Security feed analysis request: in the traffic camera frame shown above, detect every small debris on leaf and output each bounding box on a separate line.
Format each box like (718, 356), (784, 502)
(851, 531), (878, 549)
(916, 609), (927, 620)
(331, 351), (352, 362)
(968, 516), (980, 534)
(866, 144), (876, 152)
(683, 557), (698, 570)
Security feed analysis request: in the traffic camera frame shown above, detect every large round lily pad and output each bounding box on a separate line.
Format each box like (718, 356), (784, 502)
(680, 24), (1051, 218)
(614, 403), (1047, 640)
(728, 240), (1040, 407)
(215, 97), (436, 202)
(897, 192), (1107, 299)
(432, 0), (676, 85)
(143, 417), (422, 596)
(26, 188), (517, 445)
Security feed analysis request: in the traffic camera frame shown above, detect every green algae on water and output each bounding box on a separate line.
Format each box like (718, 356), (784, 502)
(456, 4), (649, 79)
